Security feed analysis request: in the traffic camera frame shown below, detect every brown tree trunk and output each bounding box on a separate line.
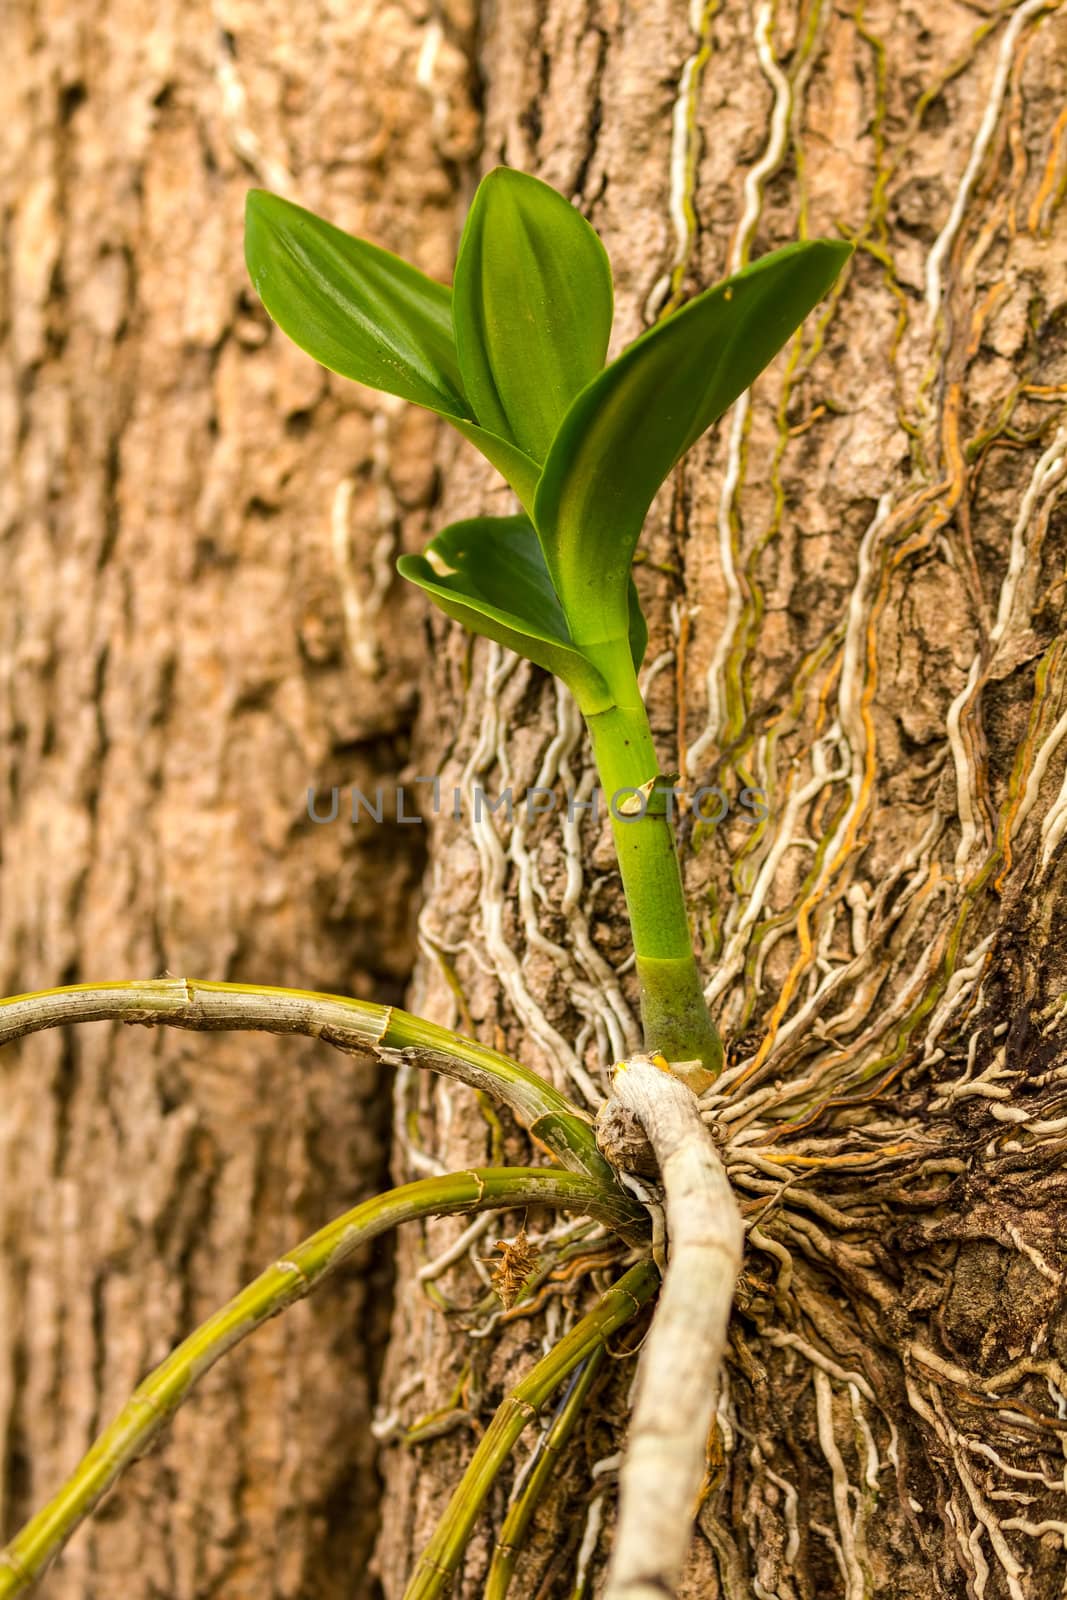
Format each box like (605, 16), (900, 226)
(0, 1), (473, 1594)
(4, 1), (1067, 1598)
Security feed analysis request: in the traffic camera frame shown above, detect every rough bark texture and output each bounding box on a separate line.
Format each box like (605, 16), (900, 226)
(4, 0), (1067, 1598)
(0, 1), (470, 1594)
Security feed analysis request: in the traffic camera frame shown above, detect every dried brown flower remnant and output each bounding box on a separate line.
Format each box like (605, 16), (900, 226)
(485, 1228), (540, 1310)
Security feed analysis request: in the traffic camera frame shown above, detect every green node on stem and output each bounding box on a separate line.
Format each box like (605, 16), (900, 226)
(0, 978), (621, 1189)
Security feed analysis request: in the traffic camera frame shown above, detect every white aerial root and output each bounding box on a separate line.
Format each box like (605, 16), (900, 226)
(924, 0), (1055, 324)
(330, 409), (402, 677)
(687, 0), (793, 778)
(949, 427), (1067, 875)
(211, 0), (294, 193)
(601, 1057), (744, 1600)
(456, 646), (603, 1103)
(642, 0), (714, 321)
(814, 1369), (867, 1599)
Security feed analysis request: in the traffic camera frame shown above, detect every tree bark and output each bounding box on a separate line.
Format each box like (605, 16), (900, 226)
(4, 1), (1067, 1598)
(0, 1), (474, 1594)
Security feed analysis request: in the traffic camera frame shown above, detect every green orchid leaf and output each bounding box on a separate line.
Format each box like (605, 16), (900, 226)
(245, 190), (542, 507)
(534, 238), (853, 647)
(452, 168), (613, 463)
(397, 515), (613, 712)
(245, 189), (472, 416)
(427, 514), (570, 639)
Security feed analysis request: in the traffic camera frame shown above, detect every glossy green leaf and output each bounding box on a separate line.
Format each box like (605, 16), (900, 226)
(534, 238), (853, 647)
(245, 189), (472, 415)
(245, 190), (542, 507)
(452, 168), (613, 463)
(397, 516), (614, 711)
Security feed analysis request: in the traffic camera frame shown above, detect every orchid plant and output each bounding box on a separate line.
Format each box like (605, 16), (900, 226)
(246, 168), (849, 1081)
(0, 169), (849, 1598)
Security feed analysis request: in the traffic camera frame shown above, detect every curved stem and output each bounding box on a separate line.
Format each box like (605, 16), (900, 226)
(0, 979), (615, 1187)
(601, 1058), (743, 1600)
(0, 1169), (642, 1599)
(581, 652), (723, 1084)
(484, 1346), (606, 1600)
(402, 1261), (659, 1600)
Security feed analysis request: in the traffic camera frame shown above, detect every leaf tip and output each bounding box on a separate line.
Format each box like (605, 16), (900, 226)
(244, 187), (282, 227)
(819, 236), (856, 276)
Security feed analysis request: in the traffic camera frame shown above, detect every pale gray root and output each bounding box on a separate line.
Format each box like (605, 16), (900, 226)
(602, 1056), (744, 1600)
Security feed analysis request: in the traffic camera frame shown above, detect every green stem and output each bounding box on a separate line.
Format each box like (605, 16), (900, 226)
(401, 1261), (659, 1600)
(0, 1169), (642, 1599)
(582, 652), (723, 1080)
(0, 979), (616, 1188)
(483, 1345), (606, 1600)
